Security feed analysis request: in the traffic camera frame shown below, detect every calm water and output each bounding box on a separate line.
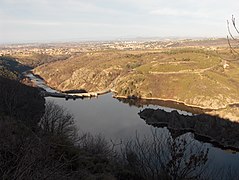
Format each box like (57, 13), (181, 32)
(47, 93), (168, 140)
(28, 73), (239, 172)
(47, 94), (239, 171)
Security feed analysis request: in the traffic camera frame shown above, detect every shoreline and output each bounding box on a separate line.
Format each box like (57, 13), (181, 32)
(113, 94), (227, 111)
(27, 72), (238, 116)
(114, 95), (239, 121)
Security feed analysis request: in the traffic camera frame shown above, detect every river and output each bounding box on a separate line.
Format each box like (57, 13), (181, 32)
(28, 73), (239, 174)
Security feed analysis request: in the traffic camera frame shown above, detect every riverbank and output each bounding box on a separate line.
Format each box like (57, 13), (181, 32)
(113, 94), (239, 121)
(114, 94), (215, 110)
(25, 72), (111, 100)
(26, 72), (239, 121)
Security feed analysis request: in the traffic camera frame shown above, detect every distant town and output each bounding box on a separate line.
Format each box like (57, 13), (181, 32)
(0, 38), (228, 57)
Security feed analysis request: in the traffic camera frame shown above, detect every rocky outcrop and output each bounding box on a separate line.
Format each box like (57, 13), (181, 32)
(33, 55), (122, 92)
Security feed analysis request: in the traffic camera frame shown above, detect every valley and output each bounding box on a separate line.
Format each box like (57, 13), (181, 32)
(1, 38), (239, 178)
(1, 38), (239, 121)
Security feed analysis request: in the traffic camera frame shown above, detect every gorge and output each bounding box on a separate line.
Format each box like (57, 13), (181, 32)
(2, 40), (239, 178)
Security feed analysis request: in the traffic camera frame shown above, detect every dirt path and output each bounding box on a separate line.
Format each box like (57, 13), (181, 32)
(149, 64), (219, 75)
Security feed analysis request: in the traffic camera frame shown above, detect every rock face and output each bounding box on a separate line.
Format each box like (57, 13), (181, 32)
(33, 53), (125, 92)
(33, 50), (239, 112)
(139, 108), (239, 150)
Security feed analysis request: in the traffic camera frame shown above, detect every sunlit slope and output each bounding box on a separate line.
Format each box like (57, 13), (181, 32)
(33, 49), (239, 109)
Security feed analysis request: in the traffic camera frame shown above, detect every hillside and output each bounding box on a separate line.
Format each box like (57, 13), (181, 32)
(33, 48), (239, 119)
(14, 53), (70, 68)
(0, 56), (45, 122)
(0, 56), (31, 76)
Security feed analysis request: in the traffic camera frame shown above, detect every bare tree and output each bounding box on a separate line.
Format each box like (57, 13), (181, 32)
(0, 117), (73, 179)
(39, 101), (77, 141)
(121, 131), (209, 180)
(227, 15), (239, 60)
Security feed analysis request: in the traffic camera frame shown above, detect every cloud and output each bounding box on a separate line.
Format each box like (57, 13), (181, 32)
(150, 8), (209, 18)
(1, 0), (122, 15)
(0, 19), (62, 26)
(1, 0), (238, 43)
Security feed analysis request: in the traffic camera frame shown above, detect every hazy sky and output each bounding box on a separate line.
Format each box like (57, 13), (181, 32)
(1, 0), (239, 43)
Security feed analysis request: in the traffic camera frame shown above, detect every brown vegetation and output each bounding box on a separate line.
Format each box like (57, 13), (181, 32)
(32, 48), (239, 120)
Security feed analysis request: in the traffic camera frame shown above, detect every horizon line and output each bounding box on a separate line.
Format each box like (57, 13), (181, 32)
(0, 35), (227, 46)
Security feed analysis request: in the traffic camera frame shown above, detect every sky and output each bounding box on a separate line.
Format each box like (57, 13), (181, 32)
(1, 0), (239, 43)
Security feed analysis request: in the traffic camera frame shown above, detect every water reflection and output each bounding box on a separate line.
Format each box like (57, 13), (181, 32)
(117, 97), (210, 115)
(46, 94), (157, 140)
(45, 93), (239, 172)
(139, 108), (239, 151)
(26, 72), (239, 171)
(116, 97), (199, 116)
